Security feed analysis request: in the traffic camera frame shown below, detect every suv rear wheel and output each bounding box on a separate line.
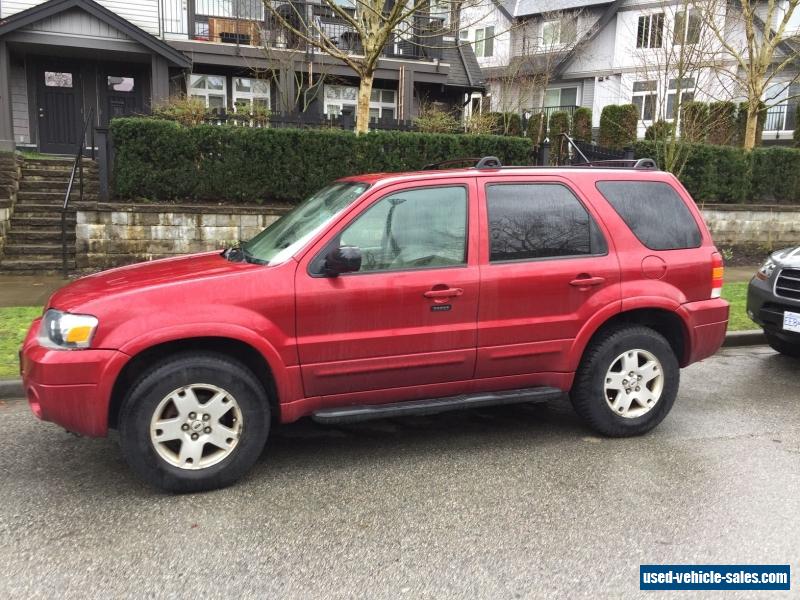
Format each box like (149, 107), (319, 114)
(570, 325), (679, 437)
(119, 352), (270, 493)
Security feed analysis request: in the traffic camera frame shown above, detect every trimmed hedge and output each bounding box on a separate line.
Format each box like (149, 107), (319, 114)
(548, 111), (571, 164)
(708, 101), (736, 145)
(599, 104), (638, 150)
(680, 101), (709, 142)
(111, 119), (533, 203)
(572, 107), (592, 142)
(635, 140), (800, 204)
(795, 103), (800, 147)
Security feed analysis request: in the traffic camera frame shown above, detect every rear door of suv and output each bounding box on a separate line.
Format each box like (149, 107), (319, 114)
(475, 175), (621, 378)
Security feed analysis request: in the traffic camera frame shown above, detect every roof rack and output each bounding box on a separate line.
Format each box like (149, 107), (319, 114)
(423, 156), (502, 170)
(559, 133), (658, 170)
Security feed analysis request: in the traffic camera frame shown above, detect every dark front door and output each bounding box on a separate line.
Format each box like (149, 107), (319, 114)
(100, 67), (145, 125)
(36, 63), (83, 154)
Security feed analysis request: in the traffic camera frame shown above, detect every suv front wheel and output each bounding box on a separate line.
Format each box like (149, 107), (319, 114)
(119, 352), (271, 493)
(570, 325), (679, 437)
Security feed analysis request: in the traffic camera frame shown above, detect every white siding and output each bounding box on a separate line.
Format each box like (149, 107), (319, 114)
(10, 58), (30, 145)
(1, 0), (161, 35)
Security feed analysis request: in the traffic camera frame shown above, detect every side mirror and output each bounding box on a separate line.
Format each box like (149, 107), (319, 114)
(324, 245), (362, 276)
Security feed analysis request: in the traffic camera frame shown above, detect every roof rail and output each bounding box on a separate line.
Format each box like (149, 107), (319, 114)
(423, 156), (503, 170)
(559, 133), (659, 170)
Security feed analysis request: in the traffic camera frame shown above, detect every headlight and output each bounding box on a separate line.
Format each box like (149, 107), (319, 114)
(39, 309), (99, 349)
(755, 258), (776, 281)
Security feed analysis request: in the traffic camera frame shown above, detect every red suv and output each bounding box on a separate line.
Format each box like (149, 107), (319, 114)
(21, 159), (729, 492)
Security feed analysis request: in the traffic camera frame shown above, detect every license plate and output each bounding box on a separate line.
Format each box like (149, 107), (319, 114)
(784, 310), (800, 333)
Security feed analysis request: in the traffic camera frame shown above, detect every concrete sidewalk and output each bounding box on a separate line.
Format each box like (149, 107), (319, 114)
(0, 274), (68, 308)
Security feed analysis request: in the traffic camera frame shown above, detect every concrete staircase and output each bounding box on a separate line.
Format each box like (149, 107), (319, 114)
(0, 157), (98, 274)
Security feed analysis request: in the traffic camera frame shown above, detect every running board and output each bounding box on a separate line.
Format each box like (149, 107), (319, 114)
(311, 386), (564, 424)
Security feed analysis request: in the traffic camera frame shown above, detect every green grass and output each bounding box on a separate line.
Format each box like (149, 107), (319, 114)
(0, 284), (756, 380)
(721, 281), (753, 332)
(0, 307), (41, 379)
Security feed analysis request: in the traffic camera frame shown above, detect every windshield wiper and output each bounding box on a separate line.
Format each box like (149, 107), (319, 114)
(222, 241), (252, 263)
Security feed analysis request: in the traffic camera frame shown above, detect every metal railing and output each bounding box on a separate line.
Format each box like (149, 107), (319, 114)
(162, 0), (443, 59)
(62, 108), (95, 277)
(763, 104), (797, 132)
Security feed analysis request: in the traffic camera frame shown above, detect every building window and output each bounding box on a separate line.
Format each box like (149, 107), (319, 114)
(44, 72), (73, 88)
(107, 76), (135, 92)
(763, 83), (799, 132)
(666, 77), (695, 120)
(542, 18), (577, 46)
(474, 26), (495, 58)
(324, 85), (396, 121)
(544, 87), (578, 108)
(674, 9), (701, 45)
(232, 77), (270, 112)
(637, 14), (664, 48)
(632, 80), (657, 121)
(189, 74), (226, 110)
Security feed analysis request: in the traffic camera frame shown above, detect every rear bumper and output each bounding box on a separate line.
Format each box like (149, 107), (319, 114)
(680, 298), (729, 365)
(20, 319), (128, 437)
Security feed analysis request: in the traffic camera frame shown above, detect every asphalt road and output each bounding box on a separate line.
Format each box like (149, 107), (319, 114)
(0, 346), (798, 599)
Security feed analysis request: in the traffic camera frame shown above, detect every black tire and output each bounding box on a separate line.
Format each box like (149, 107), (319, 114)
(118, 352), (270, 493)
(570, 325), (679, 437)
(765, 331), (800, 358)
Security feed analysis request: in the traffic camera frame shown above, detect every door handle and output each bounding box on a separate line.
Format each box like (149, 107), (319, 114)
(423, 287), (463, 299)
(569, 275), (606, 288)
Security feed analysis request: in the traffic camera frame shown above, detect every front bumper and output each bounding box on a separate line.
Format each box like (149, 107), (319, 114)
(20, 319), (129, 437)
(747, 275), (800, 343)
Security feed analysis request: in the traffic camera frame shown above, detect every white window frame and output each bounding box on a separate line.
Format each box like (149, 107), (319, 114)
(665, 77), (696, 121)
(473, 26), (494, 58)
(673, 8), (701, 45)
(632, 80), (658, 122)
(232, 77), (271, 112)
(543, 87), (579, 108)
(323, 85), (397, 121)
(189, 73), (227, 109)
(636, 13), (664, 49)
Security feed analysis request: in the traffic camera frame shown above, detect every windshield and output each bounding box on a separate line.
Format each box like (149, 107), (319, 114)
(243, 181), (369, 264)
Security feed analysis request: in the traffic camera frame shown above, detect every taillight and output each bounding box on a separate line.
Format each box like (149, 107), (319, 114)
(711, 251), (724, 298)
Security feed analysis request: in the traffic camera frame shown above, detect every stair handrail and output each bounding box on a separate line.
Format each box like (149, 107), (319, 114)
(62, 108), (95, 277)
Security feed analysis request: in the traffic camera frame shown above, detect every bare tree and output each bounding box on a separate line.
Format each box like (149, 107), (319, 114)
(698, 0), (800, 149)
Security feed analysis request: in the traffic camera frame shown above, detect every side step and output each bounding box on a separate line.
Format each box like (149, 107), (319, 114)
(312, 386), (564, 424)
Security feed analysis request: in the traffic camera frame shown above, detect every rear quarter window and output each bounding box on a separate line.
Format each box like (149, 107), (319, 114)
(595, 181), (702, 250)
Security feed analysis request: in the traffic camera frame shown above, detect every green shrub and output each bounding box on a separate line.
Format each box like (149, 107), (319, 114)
(526, 112), (546, 145)
(599, 104), (638, 150)
(795, 104), (800, 147)
(151, 96), (210, 126)
(645, 120), (675, 141)
(548, 111), (571, 164)
(751, 146), (800, 204)
(413, 106), (461, 134)
(572, 107), (592, 141)
(110, 118), (533, 203)
(707, 101), (736, 145)
(486, 112), (523, 136)
(635, 141), (800, 204)
(680, 101), (709, 142)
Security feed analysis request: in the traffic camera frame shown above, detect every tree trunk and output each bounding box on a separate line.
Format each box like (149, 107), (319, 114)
(355, 72), (374, 135)
(743, 105), (759, 150)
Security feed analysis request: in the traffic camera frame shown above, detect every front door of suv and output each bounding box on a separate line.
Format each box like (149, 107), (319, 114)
(476, 177), (621, 377)
(295, 179), (480, 401)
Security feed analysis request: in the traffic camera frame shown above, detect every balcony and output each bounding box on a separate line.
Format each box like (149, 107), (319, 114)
(161, 0), (444, 60)
(764, 103), (797, 134)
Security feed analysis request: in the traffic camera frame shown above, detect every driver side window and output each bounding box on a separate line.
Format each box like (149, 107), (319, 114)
(339, 186), (468, 273)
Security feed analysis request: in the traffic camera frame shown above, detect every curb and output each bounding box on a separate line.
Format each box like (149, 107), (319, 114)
(0, 330), (770, 400)
(721, 329), (767, 348)
(0, 379), (23, 400)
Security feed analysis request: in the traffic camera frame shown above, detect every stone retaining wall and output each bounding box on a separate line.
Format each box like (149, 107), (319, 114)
(76, 203), (289, 269)
(700, 204), (800, 247)
(0, 153), (21, 254)
(73, 202), (800, 270)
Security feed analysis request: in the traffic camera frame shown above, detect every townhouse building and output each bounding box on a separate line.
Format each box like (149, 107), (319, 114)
(459, 0), (800, 143)
(0, 0), (486, 153)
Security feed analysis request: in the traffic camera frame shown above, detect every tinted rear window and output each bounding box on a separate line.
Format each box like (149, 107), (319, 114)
(595, 181), (702, 250)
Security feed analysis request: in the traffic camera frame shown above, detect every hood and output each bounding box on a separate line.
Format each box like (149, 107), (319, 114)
(772, 246), (800, 267)
(48, 252), (260, 311)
